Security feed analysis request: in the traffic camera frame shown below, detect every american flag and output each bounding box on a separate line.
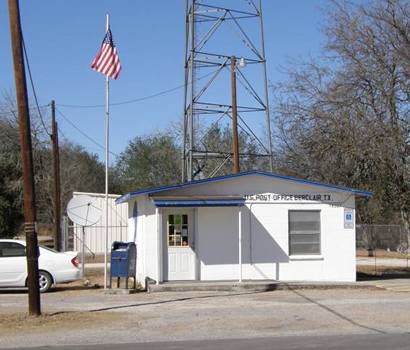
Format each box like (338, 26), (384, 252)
(91, 28), (121, 80)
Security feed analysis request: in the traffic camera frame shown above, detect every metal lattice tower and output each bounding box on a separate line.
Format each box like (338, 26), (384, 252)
(182, 0), (273, 182)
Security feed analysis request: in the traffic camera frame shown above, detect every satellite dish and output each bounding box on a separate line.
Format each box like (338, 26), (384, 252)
(67, 195), (101, 226)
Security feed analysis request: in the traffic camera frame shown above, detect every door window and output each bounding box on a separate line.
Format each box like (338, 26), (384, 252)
(168, 214), (188, 247)
(0, 242), (26, 257)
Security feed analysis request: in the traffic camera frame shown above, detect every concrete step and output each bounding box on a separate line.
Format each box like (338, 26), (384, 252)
(148, 280), (376, 293)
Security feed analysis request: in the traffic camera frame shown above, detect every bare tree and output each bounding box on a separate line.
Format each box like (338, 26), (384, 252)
(273, 0), (409, 236)
(0, 96), (111, 237)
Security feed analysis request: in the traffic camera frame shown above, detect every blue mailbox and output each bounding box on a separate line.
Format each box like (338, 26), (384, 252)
(110, 241), (136, 289)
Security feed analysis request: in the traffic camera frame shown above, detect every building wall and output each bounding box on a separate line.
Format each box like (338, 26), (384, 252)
(157, 174), (350, 200)
(196, 207), (240, 280)
(196, 197), (355, 282)
(128, 175), (358, 284)
(130, 196), (159, 286)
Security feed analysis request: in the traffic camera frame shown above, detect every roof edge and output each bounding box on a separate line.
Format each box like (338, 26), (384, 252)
(115, 170), (373, 204)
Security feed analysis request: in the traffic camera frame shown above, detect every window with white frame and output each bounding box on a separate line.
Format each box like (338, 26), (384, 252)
(168, 214), (189, 247)
(289, 210), (321, 255)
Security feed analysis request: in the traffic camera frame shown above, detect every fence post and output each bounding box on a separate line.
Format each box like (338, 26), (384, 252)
(61, 216), (67, 252)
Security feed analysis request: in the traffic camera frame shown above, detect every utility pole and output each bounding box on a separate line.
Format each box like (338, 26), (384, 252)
(51, 100), (61, 251)
(8, 0), (41, 316)
(231, 56), (240, 174)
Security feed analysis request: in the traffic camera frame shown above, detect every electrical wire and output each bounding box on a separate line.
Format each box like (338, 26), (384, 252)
(57, 125), (68, 141)
(21, 35), (51, 137)
(56, 108), (119, 158)
(0, 105), (49, 118)
(57, 68), (220, 109)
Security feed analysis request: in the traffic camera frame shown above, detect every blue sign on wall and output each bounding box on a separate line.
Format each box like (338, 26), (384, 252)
(344, 209), (354, 229)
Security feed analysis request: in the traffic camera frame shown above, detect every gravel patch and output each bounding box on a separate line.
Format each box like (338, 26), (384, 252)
(1, 288), (410, 349)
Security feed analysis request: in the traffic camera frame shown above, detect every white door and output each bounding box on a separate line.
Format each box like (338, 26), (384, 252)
(166, 211), (195, 280)
(0, 241), (27, 287)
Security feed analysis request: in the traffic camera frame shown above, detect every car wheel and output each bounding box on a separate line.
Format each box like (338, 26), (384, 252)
(38, 271), (53, 293)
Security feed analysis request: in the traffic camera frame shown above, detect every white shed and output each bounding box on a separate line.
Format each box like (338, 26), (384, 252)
(71, 192), (128, 254)
(116, 171), (372, 287)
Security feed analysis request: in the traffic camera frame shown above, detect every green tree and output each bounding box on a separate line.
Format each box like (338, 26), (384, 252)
(116, 133), (182, 192)
(116, 125), (265, 193)
(0, 119), (22, 238)
(195, 124), (264, 178)
(0, 98), (116, 238)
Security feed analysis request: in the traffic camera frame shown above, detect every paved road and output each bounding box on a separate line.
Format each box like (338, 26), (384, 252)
(11, 334), (410, 350)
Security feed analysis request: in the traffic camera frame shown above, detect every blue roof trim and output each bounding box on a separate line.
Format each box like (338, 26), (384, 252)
(115, 171), (373, 204)
(153, 199), (245, 208)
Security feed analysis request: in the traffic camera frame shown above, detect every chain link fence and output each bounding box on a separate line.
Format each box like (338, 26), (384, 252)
(356, 224), (410, 274)
(61, 217), (128, 257)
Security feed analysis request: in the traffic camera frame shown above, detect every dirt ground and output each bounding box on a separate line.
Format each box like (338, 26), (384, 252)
(2, 264), (410, 349)
(0, 311), (121, 337)
(84, 254), (109, 264)
(66, 267), (107, 288)
(63, 267), (142, 290)
(2, 286), (410, 349)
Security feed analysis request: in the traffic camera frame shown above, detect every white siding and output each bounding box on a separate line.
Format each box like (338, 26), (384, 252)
(130, 174), (358, 284)
(129, 196), (159, 286)
(72, 192), (128, 254)
(197, 207), (239, 280)
(196, 199), (356, 282)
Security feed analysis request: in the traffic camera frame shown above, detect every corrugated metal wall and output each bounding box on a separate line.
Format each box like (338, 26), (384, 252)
(72, 192), (128, 254)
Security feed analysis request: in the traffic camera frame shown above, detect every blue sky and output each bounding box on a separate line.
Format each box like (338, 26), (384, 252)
(1, 1), (329, 162)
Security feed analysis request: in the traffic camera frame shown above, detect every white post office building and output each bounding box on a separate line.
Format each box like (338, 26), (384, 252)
(116, 171), (371, 286)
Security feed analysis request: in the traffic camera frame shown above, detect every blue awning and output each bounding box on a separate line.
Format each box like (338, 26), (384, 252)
(153, 199), (245, 207)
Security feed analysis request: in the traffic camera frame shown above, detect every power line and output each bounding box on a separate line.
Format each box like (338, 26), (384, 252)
(58, 85), (183, 109)
(1, 101), (121, 159)
(57, 68), (220, 109)
(21, 34), (51, 137)
(0, 105), (49, 117)
(57, 125), (68, 141)
(56, 107), (119, 158)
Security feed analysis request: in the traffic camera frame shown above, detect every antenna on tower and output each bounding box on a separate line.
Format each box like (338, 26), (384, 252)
(181, 0), (273, 182)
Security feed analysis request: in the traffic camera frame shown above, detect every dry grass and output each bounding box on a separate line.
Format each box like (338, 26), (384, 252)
(57, 267), (106, 290)
(84, 254), (110, 263)
(58, 267), (142, 291)
(356, 248), (409, 259)
(357, 264), (410, 277)
(0, 311), (121, 336)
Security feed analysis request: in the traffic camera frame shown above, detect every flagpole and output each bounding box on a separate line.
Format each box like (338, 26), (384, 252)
(104, 13), (110, 290)
(91, 13), (120, 290)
